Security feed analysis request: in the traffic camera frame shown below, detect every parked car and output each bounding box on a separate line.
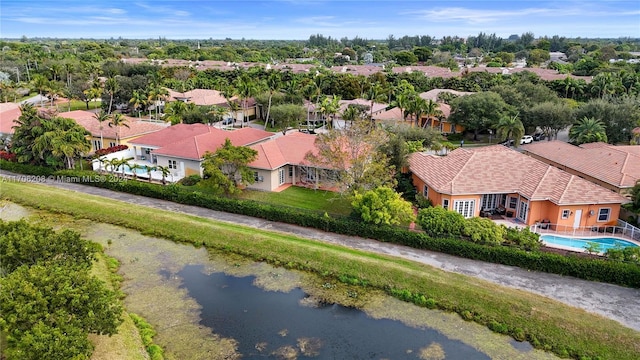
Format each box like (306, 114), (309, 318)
(520, 135), (534, 144)
(499, 139), (514, 146)
(222, 118), (234, 125)
(532, 132), (546, 141)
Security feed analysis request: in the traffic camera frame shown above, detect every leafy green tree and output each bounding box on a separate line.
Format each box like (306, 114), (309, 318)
(317, 95), (341, 129)
(269, 104), (306, 134)
(5, 322), (93, 360)
(449, 92), (511, 140)
(416, 206), (465, 236)
(306, 118), (395, 194)
(394, 50), (418, 65)
(495, 114), (525, 147)
(574, 97), (640, 144)
(129, 89), (147, 118)
(235, 73), (261, 127)
(0, 220), (100, 274)
(569, 117), (608, 144)
(352, 186), (415, 226)
(201, 138), (258, 195)
(526, 101), (574, 140)
(365, 83), (387, 120)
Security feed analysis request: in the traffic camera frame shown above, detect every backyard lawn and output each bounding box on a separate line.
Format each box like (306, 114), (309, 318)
(237, 186), (352, 216)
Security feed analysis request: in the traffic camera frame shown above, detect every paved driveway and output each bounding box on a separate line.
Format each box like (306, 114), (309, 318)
(3, 173), (639, 331)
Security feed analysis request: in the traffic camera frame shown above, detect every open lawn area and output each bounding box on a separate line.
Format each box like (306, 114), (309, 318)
(237, 186), (353, 216)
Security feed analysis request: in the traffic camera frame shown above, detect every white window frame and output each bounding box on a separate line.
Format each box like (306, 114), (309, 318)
(597, 208), (611, 222)
(168, 160), (177, 169)
(108, 142), (117, 148)
(508, 197), (517, 209)
(561, 209), (570, 219)
(278, 168), (286, 185)
(93, 139), (102, 151)
(423, 185), (429, 198)
(453, 199), (476, 218)
(442, 199), (449, 210)
(518, 198), (529, 223)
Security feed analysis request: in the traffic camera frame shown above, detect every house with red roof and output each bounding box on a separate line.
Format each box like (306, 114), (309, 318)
(58, 110), (168, 153)
(124, 123), (273, 180)
(409, 145), (629, 227)
(522, 141), (640, 196)
(0, 103), (22, 139)
(247, 131), (330, 192)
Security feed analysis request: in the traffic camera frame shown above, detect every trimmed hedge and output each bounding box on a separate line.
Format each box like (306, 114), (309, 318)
(0, 159), (55, 176)
(50, 169), (640, 289)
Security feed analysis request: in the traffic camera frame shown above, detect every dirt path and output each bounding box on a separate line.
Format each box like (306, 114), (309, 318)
(3, 174), (640, 331)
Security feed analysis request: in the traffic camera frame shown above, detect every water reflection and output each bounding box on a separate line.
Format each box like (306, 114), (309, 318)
(176, 265), (491, 359)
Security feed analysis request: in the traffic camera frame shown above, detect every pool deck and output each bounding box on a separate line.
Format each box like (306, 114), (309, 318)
(536, 230), (640, 254)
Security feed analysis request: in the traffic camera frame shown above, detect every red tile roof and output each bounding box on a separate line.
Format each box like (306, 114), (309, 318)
(521, 141), (640, 189)
(0, 103), (21, 135)
(166, 88), (233, 106)
(249, 132), (318, 169)
(129, 123), (212, 148)
(152, 127), (273, 160)
(409, 145), (628, 205)
(58, 110), (167, 140)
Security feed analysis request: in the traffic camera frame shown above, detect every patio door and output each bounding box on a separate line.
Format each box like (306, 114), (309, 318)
(517, 199), (528, 223)
(573, 209), (582, 229)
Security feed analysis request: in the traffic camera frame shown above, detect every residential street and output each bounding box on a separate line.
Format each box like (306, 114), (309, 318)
(2, 173), (639, 331)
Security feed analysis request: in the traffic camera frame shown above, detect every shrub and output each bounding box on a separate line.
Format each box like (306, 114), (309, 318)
(0, 159), (55, 176)
(462, 217), (505, 245)
(416, 206), (464, 236)
(178, 174), (202, 186)
(503, 227), (542, 251)
(414, 194), (432, 209)
(0, 151), (16, 162)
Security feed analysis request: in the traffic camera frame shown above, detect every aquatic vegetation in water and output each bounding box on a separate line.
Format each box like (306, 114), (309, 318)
(419, 342), (446, 360)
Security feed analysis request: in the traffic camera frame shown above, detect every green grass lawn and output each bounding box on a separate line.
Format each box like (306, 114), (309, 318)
(2, 181), (639, 360)
(237, 186), (353, 216)
(57, 100), (102, 112)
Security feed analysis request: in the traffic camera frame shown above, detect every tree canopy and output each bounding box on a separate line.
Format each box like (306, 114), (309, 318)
(351, 186), (415, 226)
(201, 138), (258, 195)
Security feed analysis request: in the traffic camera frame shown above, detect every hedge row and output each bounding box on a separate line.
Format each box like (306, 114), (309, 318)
(50, 170), (640, 288)
(0, 159), (55, 176)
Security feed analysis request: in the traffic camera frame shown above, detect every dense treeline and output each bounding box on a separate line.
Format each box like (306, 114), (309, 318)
(0, 220), (123, 360)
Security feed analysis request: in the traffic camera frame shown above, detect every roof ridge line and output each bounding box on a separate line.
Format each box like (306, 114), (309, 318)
(558, 174), (575, 203)
(449, 149), (473, 194)
(530, 165), (553, 198)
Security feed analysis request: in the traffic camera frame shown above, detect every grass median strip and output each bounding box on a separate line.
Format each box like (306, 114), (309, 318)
(2, 181), (639, 359)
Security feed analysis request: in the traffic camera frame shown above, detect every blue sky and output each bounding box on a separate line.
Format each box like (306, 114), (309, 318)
(1, 0), (639, 40)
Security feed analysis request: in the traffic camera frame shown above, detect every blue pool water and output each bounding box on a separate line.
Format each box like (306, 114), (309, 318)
(540, 235), (639, 252)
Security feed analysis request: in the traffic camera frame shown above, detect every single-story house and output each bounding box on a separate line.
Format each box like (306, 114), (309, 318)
(522, 141), (640, 196)
(58, 110), (168, 152)
(408, 145), (629, 227)
(0, 102), (22, 140)
(248, 131), (333, 192)
(166, 88), (256, 122)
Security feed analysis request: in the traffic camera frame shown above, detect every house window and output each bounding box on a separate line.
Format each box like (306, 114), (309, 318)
(145, 149), (150, 154)
(289, 166), (293, 177)
(597, 208), (610, 222)
(93, 140), (102, 151)
(453, 200), (475, 218)
(108, 142), (116, 148)
(561, 209), (570, 219)
(508, 197), (517, 209)
(481, 194), (499, 210)
(254, 171), (259, 181)
(168, 160), (177, 169)
(500, 194), (507, 207)
(279, 168), (286, 185)
(442, 199), (449, 210)
(423, 185), (429, 198)
(518, 199), (529, 222)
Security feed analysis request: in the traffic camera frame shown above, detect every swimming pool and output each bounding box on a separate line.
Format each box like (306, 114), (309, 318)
(540, 234), (639, 252)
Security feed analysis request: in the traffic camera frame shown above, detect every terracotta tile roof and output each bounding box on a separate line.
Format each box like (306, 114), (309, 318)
(129, 123), (212, 148)
(372, 107), (404, 121)
(249, 132), (318, 170)
(419, 89), (475, 101)
(58, 110), (167, 140)
(409, 145), (628, 205)
(152, 127), (273, 160)
(166, 88), (233, 106)
(392, 65), (456, 78)
(0, 102), (21, 135)
(339, 99), (387, 115)
(521, 141), (640, 189)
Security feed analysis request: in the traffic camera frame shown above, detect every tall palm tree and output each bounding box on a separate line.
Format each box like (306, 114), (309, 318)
(234, 74), (260, 128)
(392, 91), (412, 124)
(127, 162), (143, 180)
(569, 117), (608, 145)
(318, 96), (341, 130)
(423, 100), (444, 129)
(341, 105), (360, 127)
(129, 90), (147, 118)
(93, 110), (109, 151)
(495, 114), (525, 148)
(108, 113), (130, 145)
(301, 82), (320, 128)
(104, 76), (119, 114)
(145, 165), (157, 182)
(263, 71), (282, 130)
(365, 83), (386, 120)
(31, 74), (49, 107)
(407, 96), (428, 128)
(155, 165), (171, 185)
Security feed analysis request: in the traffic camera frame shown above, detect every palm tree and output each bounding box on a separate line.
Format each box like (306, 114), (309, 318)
(145, 165), (157, 182)
(129, 90), (147, 118)
(263, 71), (282, 130)
(407, 96), (428, 128)
(341, 105), (360, 127)
(31, 74), (49, 107)
(318, 96), (340, 130)
(569, 117), (608, 145)
(104, 76), (119, 114)
(301, 82), (320, 129)
(155, 165), (171, 185)
(208, 105), (228, 126)
(365, 83), (386, 120)
(422, 100), (444, 129)
(164, 101), (187, 124)
(495, 115), (525, 148)
(127, 162), (143, 180)
(392, 91), (412, 124)
(93, 110), (109, 151)
(234, 74), (260, 128)
(108, 113), (130, 145)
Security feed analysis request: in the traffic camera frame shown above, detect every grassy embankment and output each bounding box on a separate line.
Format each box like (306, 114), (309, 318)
(2, 181), (639, 359)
